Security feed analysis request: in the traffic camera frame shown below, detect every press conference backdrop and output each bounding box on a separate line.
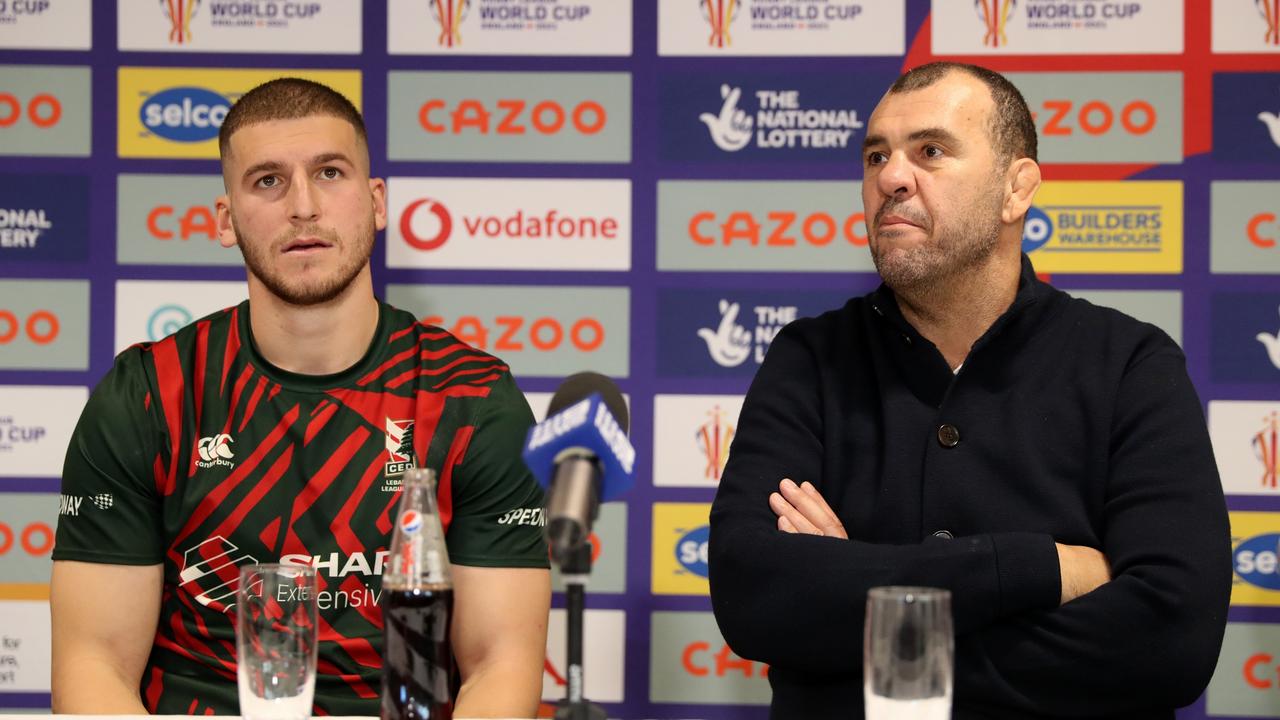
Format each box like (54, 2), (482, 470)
(0, 1), (1278, 717)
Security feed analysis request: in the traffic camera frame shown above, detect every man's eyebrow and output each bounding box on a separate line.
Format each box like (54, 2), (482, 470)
(862, 127), (963, 152)
(240, 152), (355, 182)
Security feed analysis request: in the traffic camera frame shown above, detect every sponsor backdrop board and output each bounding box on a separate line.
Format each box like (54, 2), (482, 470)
(0, 3), (1278, 719)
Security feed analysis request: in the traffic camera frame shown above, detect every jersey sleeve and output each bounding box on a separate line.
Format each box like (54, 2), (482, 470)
(444, 372), (549, 569)
(52, 347), (166, 565)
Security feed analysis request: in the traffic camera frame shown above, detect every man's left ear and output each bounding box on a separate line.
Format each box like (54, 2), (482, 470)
(1003, 158), (1042, 224)
(370, 178), (388, 232)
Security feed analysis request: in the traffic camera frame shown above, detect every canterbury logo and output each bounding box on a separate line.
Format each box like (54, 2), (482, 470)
(196, 434), (235, 469)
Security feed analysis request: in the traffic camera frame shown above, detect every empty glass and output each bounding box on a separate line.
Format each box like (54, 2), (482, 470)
(236, 564), (319, 720)
(864, 586), (953, 720)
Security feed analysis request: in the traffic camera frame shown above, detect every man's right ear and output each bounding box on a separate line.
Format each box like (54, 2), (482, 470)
(215, 195), (238, 249)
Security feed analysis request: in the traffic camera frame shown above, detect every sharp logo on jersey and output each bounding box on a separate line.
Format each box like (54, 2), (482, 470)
(195, 433), (235, 469)
(179, 537), (257, 612)
(385, 418), (416, 478)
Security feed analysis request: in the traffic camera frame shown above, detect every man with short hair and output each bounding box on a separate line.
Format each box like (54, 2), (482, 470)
(709, 62), (1231, 719)
(51, 78), (550, 717)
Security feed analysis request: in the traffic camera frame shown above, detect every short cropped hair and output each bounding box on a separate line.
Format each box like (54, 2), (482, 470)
(218, 77), (367, 158)
(888, 62), (1038, 163)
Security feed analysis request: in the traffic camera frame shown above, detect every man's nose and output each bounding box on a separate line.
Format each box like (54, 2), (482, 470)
(287, 174), (320, 222)
(876, 151), (916, 199)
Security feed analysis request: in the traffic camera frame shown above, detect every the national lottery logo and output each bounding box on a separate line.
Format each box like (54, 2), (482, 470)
(162, 0), (202, 43)
(696, 405), (735, 482)
(0, 207), (52, 251)
(699, 83), (863, 154)
(430, 0), (471, 46)
(385, 418), (416, 478)
(697, 298), (794, 368)
(975, 0), (1017, 47)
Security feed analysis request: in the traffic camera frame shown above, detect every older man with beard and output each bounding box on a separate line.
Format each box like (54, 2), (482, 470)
(708, 62), (1230, 719)
(50, 78), (550, 718)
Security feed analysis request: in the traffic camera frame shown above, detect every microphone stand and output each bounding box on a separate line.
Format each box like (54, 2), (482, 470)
(555, 540), (608, 720)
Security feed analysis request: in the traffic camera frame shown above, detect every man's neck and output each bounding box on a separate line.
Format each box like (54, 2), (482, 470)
(246, 271), (380, 376)
(893, 251), (1021, 371)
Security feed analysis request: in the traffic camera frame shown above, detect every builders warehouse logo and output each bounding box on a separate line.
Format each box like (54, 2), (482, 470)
(1019, 181), (1182, 274)
(118, 67), (361, 159)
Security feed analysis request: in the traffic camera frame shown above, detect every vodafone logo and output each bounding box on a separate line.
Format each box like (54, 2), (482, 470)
(400, 198), (453, 251)
(400, 196), (619, 253)
(388, 178), (630, 271)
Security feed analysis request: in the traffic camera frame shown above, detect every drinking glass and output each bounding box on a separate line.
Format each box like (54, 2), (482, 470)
(864, 586), (953, 720)
(236, 564), (319, 720)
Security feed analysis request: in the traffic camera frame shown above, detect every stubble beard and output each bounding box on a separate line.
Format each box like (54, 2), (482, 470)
(233, 212), (376, 307)
(870, 188), (1005, 297)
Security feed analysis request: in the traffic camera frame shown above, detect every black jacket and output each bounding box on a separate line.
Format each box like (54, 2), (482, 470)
(709, 256), (1231, 719)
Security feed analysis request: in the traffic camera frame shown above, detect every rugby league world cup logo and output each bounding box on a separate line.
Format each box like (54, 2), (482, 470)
(701, 0), (739, 48)
(975, 0), (1016, 48)
(430, 0), (472, 47)
(163, 0), (202, 44)
(1259, 0), (1280, 45)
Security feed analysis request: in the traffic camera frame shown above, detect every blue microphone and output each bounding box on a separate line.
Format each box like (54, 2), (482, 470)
(523, 372), (634, 566)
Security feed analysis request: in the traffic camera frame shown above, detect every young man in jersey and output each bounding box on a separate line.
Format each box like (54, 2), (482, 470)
(50, 78), (551, 717)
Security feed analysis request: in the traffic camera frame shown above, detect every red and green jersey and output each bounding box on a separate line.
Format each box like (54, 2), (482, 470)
(53, 300), (548, 715)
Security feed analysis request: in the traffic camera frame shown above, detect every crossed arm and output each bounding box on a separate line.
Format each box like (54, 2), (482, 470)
(768, 478), (1111, 606)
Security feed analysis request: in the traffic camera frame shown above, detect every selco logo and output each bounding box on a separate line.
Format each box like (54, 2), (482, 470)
(0, 309), (59, 345)
(676, 525), (710, 577)
(401, 197), (620, 251)
(419, 98), (607, 136)
(682, 641), (768, 678)
(0, 91), (61, 128)
(422, 314), (605, 354)
(689, 210), (867, 247)
(1250, 212), (1277, 249)
(1235, 532), (1280, 591)
(147, 204), (219, 241)
(0, 520), (54, 557)
(1033, 98), (1157, 137)
(141, 87), (232, 143)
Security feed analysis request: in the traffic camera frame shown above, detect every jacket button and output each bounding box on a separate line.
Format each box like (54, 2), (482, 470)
(937, 424), (960, 448)
(932, 530), (954, 540)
